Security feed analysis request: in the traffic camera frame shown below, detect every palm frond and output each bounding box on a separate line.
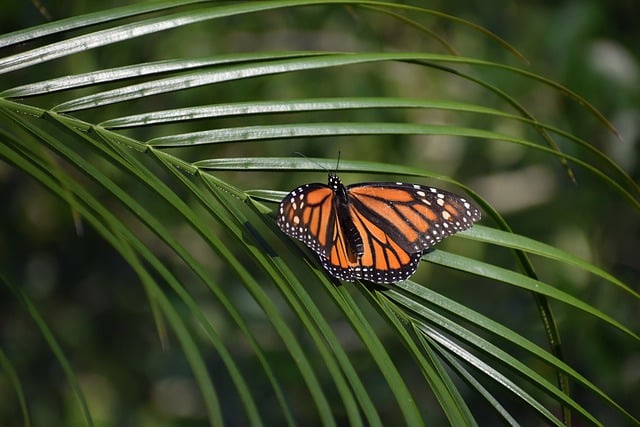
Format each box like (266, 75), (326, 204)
(1, 1), (638, 425)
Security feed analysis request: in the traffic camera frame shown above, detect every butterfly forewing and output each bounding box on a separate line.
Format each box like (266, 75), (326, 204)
(347, 182), (481, 253)
(277, 174), (481, 284)
(277, 183), (336, 259)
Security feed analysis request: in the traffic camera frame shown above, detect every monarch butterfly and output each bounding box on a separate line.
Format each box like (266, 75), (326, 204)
(277, 173), (481, 284)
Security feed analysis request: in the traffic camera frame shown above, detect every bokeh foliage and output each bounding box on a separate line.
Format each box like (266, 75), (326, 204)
(0, 1), (638, 426)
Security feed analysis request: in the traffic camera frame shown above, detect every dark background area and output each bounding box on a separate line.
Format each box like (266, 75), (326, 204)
(1, 1), (638, 425)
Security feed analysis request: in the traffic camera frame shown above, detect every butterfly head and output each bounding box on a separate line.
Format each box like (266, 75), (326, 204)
(328, 173), (343, 191)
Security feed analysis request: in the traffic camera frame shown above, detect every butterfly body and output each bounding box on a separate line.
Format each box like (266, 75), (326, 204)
(278, 173), (481, 284)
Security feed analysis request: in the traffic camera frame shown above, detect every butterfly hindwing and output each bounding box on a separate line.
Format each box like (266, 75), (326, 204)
(326, 200), (424, 283)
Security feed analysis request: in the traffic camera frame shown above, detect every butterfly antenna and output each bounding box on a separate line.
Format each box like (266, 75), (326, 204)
(292, 151), (329, 173)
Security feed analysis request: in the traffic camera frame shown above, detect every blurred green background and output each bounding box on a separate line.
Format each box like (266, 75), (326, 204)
(1, 1), (638, 425)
